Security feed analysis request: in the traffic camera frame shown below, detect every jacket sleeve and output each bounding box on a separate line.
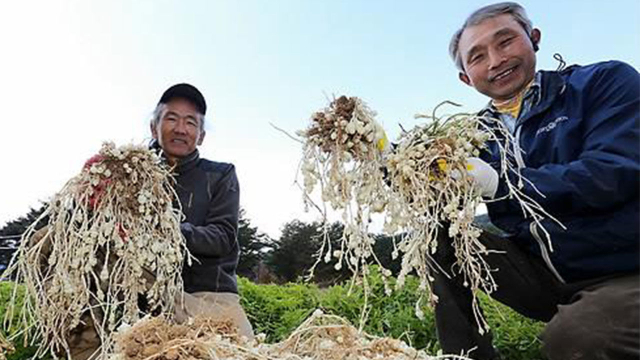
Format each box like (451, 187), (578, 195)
(516, 61), (640, 214)
(180, 165), (240, 258)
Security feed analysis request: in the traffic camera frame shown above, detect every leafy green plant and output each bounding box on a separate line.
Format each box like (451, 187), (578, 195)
(480, 294), (545, 359)
(3, 271), (544, 360)
(0, 282), (45, 360)
(318, 268), (439, 351)
(238, 278), (321, 341)
(240, 267), (545, 359)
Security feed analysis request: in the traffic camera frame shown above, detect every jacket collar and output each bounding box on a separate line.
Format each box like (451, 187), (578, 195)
(479, 70), (566, 124)
(173, 149), (200, 174)
(516, 70), (566, 127)
(480, 72), (543, 117)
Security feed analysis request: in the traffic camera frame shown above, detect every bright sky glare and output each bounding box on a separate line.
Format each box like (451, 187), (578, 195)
(0, 0), (638, 238)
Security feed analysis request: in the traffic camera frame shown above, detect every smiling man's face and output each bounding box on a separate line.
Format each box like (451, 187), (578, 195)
(151, 98), (205, 164)
(457, 14), (539, 102)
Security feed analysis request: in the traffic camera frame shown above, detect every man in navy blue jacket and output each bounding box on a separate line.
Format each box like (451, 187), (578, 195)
(435, 2), (639, 359)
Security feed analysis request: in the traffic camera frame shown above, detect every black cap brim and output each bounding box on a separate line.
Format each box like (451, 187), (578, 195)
(158, 83), (207, 115)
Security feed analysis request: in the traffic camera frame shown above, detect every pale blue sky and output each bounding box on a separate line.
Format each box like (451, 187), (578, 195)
(1, 0), (638, 237)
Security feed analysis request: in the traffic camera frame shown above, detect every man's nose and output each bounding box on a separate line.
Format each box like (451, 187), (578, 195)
(173, 119), (188, 134)
(488, 48), (506, 70)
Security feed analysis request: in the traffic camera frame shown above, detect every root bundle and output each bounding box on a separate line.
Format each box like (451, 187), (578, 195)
(110, 310), (471, 360)
(3, 142), (187, 358)
(296, 97), (561, 331)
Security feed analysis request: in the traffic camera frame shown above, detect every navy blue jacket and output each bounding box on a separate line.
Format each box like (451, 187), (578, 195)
(482, 61), (640, 283)
(173, 150), (240, 294)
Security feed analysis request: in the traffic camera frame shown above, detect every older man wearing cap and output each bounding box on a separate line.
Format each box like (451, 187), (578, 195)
(149, 83), (254, 339)
(43, 84), (252, 359)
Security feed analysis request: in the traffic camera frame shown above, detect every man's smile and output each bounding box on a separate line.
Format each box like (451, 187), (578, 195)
(171, 138), (188, 145)
(489, 65), (517, 82)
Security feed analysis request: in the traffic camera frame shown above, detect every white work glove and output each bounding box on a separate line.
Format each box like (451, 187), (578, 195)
(465, 157), (499, 199)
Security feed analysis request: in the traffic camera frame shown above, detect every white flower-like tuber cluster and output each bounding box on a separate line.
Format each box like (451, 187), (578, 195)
(297, 96), (392, 301)
(297, 98), (559, 332)
(4, 141), (187, 359)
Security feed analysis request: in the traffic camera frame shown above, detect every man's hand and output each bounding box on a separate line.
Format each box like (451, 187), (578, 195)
(465, 157), (499, 199)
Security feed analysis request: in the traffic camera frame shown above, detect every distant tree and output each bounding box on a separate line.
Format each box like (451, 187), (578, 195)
(0, 204), (47, 270)
(266, 220), (351, 285)
(266, 220), (319, 283)
(372, 233), (403, 276)
(236, 209), (273, 281)
(308, 221), (351, 285)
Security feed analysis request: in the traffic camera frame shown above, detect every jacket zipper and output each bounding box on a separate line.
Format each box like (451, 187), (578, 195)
(513, 126), (526, 169)
(215, 268), (222, 291)
(511, 82), (566, 169)
(509, 76), (568, 284)
(529, 222), (566, 284)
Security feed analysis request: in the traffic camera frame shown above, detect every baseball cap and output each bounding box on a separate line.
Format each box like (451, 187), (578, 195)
(158, 83), (207, 115)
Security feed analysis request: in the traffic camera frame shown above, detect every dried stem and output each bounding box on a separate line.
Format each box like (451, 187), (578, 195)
(109, 310), (474, 360)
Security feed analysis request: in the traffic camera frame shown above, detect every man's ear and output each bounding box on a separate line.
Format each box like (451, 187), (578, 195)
(197, 130), (206, 146)
(150, 122), (158, 140)
(530, 28), (541, 52)
(459, 72), (472, 86)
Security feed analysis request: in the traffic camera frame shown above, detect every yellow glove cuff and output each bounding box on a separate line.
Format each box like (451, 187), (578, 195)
(377, 132), (389, 152)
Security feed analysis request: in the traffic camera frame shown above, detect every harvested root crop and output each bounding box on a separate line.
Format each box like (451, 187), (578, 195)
(384, 103), (563, 331)
(383, 104), (494, 329)
(110, 310), (471, 360)
(111, 315), (240, 360)
(270, 309), (438, 360)
(0, 332), (13, 360)
(296, 96), (392, 299)
(301, 95), (387, 161)
(3, 142), (187, 359)
(296, 98), (562, 332)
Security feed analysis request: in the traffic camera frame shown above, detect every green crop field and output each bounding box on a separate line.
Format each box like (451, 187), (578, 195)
(0, 268), (545, 360)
